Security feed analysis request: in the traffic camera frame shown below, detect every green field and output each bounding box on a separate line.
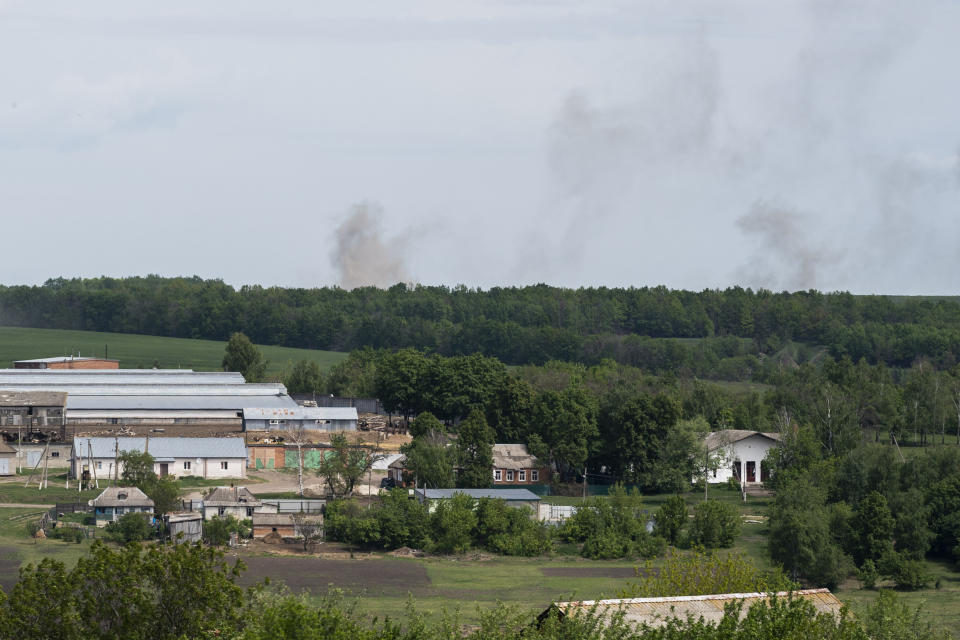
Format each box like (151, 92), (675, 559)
(0, 326), (347, 375)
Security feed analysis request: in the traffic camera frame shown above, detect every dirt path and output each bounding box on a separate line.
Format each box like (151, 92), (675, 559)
(0, 502), (55, 508)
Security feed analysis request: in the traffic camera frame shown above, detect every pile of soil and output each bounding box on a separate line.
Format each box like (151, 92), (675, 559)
(388, 546), (424, 558)
(261, 531), (282, 545)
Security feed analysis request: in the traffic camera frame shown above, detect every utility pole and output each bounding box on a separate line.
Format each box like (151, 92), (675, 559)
(582, 467), (587, 499)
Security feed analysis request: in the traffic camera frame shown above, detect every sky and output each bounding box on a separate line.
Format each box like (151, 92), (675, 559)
(1, 1), (958, 294)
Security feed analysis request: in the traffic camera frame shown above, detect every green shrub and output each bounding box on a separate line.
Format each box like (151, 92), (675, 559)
(688, 500), (740, 548)
(858, 559), (878, 590)
(50, 525), (85, 544)
(105, 512), (153, 543)
(653, 495), (687, 546)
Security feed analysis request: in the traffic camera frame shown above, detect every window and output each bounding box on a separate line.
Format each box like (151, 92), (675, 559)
(51, 451), (60, 458)
(506, 470), (514, 481)
(183, 461), (191, 470)
(117, 493), (128, 500)
(218, 507), (226, 516)
(246, 507), (254, 517)
(531, 470), (538, 482)
(96, 461), (103, 470)
(519, 470), (526, 481)
(220, 461), (229, 470)
(269, 419), (280, 425)
(494, 470), (502, 482)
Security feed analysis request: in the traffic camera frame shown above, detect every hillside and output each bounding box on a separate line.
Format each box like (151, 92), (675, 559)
(0, 326), (347, 375)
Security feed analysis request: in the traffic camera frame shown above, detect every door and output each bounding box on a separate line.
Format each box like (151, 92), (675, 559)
(26, 450), (41, 467)
(746, 461), (756, 483)
(0, 458), (8, 475)
(159, 463), (169, 477)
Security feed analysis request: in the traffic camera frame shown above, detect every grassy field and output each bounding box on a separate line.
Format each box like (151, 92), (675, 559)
(0, 326), (348, 375)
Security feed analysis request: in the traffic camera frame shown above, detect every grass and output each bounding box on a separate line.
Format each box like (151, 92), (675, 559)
(0, 326), (348, 375)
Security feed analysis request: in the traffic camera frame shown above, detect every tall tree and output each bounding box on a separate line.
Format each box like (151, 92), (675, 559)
(283, 359), (324, 394)
(401, 433), (455, 489)
(221, 332), (267, 382)
(315, 434), (381, 499)
(455, 409), (495, 488)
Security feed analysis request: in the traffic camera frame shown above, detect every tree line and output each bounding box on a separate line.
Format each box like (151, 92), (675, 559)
(6, 276), (960, 375)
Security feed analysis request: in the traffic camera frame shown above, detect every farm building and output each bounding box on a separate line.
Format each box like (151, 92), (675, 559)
(0, 441), (15, 475)
(253, 513), (323, 540)
(703, 430), (781, 485)
(88, 486), (155, 527)
(0, 390), (67, 442)
(164, 512), (203, 543)
(72, 437), (248, 480)
(414, 488), (541, 513)
(202, 486), (262, 520)
(539, 589), (843, 628)
(13, 443), (72, 471)
(14, 356), (119, 369)
(242, 406), (358, 432)
(492, 444), (550, 485)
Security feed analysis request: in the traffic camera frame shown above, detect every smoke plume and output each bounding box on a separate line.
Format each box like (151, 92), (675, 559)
(331, 202), (410, 290)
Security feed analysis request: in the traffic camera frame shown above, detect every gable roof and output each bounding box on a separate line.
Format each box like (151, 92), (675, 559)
(704, 430), (781, 452)
(492, 443), (542, 470)
(0, 390), (67, 407)
(415, 488), (540, 501)
(89, 486), (154, 508)
(74, 437), (247, 460)
(541, 589), (842, 628)
(204, 486), (262, 507)
(0, 441), (17, 455)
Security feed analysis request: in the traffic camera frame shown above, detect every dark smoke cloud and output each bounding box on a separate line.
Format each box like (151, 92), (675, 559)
(331, 202), (410, 290)
(735, 201), (839, 291)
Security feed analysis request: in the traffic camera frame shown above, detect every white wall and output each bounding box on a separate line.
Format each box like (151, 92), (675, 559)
(77, 456), (246, 480)
(706, 434), (777, 484)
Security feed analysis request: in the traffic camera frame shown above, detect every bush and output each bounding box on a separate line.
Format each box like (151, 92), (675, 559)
(475, 498), (551, 557)
(887, 554), (933, 590)
(203, 515), (242, 547)
(430, 493), (476, 553)
(688, 500), (740, 548)
(653, 495), (687, 546)
(105, 512), (153, 543)
(561, 485), (661, 559)
(50, 525), (85, 544)
(858, 559), (878, 590)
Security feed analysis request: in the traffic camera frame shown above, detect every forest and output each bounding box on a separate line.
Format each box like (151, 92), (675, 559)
(3, 276), (960, 377)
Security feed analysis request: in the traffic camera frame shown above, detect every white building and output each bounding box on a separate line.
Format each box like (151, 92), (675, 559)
(72, 437), (247, 480)
(241, 406), (358, 432)
(703, 430), (781, 485)
(201, 486), (262, 520)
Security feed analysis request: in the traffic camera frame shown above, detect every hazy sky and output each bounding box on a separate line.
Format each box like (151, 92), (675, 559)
(2, 1), (958, 294)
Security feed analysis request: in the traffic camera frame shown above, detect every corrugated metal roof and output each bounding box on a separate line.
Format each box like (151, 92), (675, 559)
(3, 383), (284, 396)
(704, 430), (781, 451)
(492, 443), (541, 470)
(416, 488), (541, 501)
(88, 486), (154, 508)
(14, 356), (118, 364)
(0, 390), (67, 406)
(0, 372), (243, 384)
(546, 589), (842, 628)
(74, 437), (247, 459)
(1, 368), (194, 373)
(66, 395), (297, 410)
(67, 410), (241, 419)
(204, 486), (261, 506)
(242, 406), (358, 421)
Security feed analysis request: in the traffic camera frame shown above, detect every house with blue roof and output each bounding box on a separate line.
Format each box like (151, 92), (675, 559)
(72, 437), (247, 480)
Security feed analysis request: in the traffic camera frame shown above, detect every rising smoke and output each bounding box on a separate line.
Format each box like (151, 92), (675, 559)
(331, 202), (410, 290)
(525, 1), (960, 293)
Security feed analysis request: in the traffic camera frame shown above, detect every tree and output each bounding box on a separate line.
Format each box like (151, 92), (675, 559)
(532, 387), (598, 479)
(430, 492), (476, 553)
(621, 549), (795, 597)
(315, 434), (381, 499)
(408, 411), (444, 439)
(118, 450), (180, 516)
(284, 359), (324, 394)
(455, 409), (495, 488)
(688, 500), (740, 549)
(105, 512), (154, 543)
(400, 433), (455, 489)
(222, 332), (267, 382)
(654, 495), (688, 546)
(291, 513), (324, 552)
(850, 491), (894, 566)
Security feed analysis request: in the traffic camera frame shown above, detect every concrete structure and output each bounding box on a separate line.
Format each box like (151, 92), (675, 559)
(164, 512), (203, 543)
(14, 356), (119, 369)
(539, 589), (843, 628)
(0, 441), (15, 475)
(13, 443), (72, 472)
(72, 437), (248, 480)
(414, 488), (541, 513)
(492, 444), (550, 485)
(242, 406), (358, 432)
(260, 499), (325, 514)
(703, 430), (781, 485)
(0, 391), (67, 441)
(202, 486), (262, 520)
(88, 486), (154, 527)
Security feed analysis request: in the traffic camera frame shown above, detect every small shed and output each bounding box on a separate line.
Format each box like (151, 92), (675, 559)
(252, 513), (297, 539)
(202, 486), (262, 520)
(539, 589), (843, 628)
(164, 512), (203, 543)
(0, 441), (16, 475)
(88, 486), (155, 527)
(413, 488), (541, 513)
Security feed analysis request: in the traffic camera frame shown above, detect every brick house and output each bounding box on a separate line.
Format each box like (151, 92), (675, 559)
(492, 444), (550, 485)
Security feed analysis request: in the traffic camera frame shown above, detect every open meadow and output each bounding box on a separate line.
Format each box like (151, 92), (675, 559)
(0, 326), (347, 375)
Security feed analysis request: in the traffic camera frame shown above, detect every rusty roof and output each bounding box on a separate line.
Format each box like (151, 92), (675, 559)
(0, 390), (67, 407)
(545, 589), (842, 628)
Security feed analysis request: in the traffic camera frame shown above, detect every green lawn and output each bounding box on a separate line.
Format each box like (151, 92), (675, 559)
(0, 326), (347, 375)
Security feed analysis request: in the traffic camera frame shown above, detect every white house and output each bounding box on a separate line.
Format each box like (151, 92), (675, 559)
(703, 430), (781, 485)
(201, 486), (263, 520)
(88, 486), (155, 527)
(72, 437), (247, 480)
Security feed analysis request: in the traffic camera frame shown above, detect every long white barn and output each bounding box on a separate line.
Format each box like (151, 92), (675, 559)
(72, 437), (247, 480)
